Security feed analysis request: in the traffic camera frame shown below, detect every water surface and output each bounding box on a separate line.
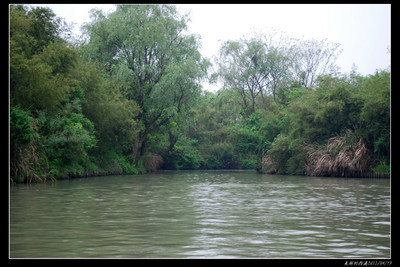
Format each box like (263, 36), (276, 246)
(10, 171), (390, 258)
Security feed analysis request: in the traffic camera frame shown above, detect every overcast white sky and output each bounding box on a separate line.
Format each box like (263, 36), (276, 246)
(29, 4), (390, 91)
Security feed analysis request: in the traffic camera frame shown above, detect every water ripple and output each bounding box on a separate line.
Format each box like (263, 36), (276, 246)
(10, 171), (390, 258)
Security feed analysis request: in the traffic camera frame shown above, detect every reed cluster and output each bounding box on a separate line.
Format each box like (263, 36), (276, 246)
(141, 153), (165, 172)
(305, 130), (369, 177)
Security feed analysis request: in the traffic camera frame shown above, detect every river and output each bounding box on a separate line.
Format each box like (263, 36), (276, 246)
(9, 170), (390, 258)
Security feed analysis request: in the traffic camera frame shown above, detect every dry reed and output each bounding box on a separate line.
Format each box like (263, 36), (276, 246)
(260, 154), (277, 174)
(141, 152), (164, 172)
(305, 130), (369, 177)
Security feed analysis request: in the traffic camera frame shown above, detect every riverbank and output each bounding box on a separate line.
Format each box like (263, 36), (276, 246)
(256, 132), (390, 179)
(10, 145), (389, 184)
(256, 158), (390, 179)
(256, 168), (390, 179)
(12, 164), (389, 184)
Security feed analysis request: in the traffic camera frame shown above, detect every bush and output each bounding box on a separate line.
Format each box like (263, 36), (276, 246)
(163, 148), (202, 170)
(220, 147), (239, 169)
(200, 155), (221, 170)
(373, 163), (390, 174)
(162, 136), (203, 170)
(91, 150), (143, 175)
(10, 106), (54, 183)
(266, 134), (291, 174)
(239, 157), (257, 169)
(10, 106), (34, 151)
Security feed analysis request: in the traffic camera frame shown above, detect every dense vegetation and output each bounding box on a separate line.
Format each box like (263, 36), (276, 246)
(10, 5), (390, 183)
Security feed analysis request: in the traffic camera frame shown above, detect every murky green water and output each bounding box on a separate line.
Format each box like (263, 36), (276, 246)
(10, 170), (390, 258)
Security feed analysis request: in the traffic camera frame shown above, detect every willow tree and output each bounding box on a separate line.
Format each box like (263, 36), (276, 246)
(291, 39), (341, 88)
(216, 38), (270, 116)
(10, 5), (77, 115)
(82, 5), (209, 159)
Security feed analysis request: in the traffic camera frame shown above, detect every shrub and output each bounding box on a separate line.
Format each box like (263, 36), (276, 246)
(239, 157), (257, 169)
(266, 134), (291, 174)
(10, 106), (54, 183)
(373, 163), (390, 174)
(163, 148), (202, 170)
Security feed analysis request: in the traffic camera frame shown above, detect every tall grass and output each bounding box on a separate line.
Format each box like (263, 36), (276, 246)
(10, 138), (55, 183)
(259, 154), (277, 174)
(305, 130), (369, 177)
(141, 153), (164, 172)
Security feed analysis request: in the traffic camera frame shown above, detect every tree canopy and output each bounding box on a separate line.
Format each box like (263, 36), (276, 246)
(9, 4), (390, 183)
(81, 5), (210, 159)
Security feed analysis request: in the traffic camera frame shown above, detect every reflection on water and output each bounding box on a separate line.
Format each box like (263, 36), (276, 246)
(10, 171), (390, 258)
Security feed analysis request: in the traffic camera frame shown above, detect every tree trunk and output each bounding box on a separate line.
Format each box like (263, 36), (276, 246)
(132, 135), (147, 160)
(131, 140), (142, 160)
(160, 131), (179, 157)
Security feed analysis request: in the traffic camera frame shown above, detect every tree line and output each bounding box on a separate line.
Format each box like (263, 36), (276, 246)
(10, 4), (390, 183)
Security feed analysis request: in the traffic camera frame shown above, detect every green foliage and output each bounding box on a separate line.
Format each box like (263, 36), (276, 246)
(10, 5), (68, 57)
(216, 38), (271, 115)
(10, 106), (35, 150)
(41, 114), (95, 168)
(359, 71), (390, 161)
(10, 106), (54, 183)
(266, 134), (291, 174)
(74, 59), (140, 153)
(10, 5), (76, 115)
(10, 106), (35, 182)
(260, 70), (390, 176)
(81, 4), (209, 159)
(163, 137), (203, 170)
(373, 163), (390, 174)
(9, 4), (390, 182)
(233, 112), (265, 154)
(239, 157), (258, 169)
